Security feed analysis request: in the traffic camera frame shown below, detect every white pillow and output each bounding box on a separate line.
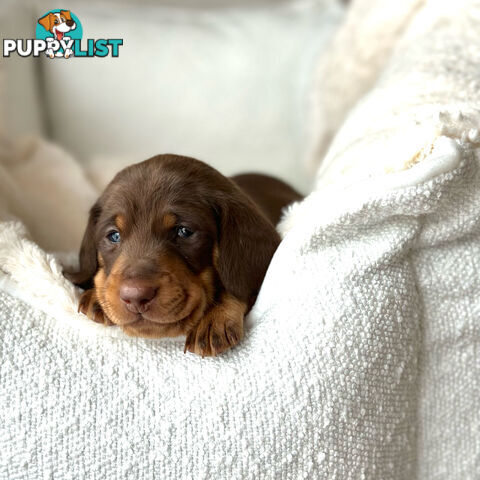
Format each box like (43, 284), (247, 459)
(304, 0), (480, 476)
(36, 0), (343, 192)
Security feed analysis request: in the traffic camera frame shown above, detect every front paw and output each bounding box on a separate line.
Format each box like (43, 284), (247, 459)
(184, 295), (246, 357)
(78, 289), (114, 326)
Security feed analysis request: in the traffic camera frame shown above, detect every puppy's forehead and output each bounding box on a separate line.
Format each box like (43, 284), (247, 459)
(109, 158), (216, 203)
(101, 159), (218, 224)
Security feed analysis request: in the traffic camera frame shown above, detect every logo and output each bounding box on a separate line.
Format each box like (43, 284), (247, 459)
(3, 9), (123, 59)
(36, 9), (82, 59)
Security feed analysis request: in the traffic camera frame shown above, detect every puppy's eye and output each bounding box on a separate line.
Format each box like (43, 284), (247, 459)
(177, 226), (194, 239)
(107, 231), (121, 243)
(54, 19), (59, 24)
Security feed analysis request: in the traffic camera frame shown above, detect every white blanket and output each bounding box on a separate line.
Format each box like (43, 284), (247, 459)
(1, 135), (479, 478)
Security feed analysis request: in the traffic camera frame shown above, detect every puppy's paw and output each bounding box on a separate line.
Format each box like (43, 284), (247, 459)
(78, 289), (114, 326)
(184, 295), (245, 357)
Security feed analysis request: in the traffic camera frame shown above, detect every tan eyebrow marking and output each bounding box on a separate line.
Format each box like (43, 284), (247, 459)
(115, 214), (126, 232)
(162, 213), (177, 229)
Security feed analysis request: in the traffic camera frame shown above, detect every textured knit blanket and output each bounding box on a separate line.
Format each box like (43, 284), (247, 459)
(1, 136), (479, 479)
(1, 0), (480, 478)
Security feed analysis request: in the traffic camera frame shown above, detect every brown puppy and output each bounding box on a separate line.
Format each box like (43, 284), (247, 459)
(64, 155), (302, 356)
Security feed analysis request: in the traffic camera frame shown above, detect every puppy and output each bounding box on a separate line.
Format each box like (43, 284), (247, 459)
(64, 155), (302, 356)
(38, 10), (76, 59)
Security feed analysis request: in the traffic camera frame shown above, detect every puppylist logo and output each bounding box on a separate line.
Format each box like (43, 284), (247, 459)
(3, 9), (123, 59)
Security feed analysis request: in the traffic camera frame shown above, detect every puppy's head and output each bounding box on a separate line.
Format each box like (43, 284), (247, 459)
(38, 11), (76, 39)
(65, 155), (279, 337)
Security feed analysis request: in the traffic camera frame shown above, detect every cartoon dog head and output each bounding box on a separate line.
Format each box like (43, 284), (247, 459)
(38, 10), (76, 41)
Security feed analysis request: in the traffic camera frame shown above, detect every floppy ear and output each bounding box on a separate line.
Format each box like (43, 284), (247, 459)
(38, 13), (53, 32)
(63, 203), (101, 290)
(215, 192), (280, 310)
(60, 10), (72, 21)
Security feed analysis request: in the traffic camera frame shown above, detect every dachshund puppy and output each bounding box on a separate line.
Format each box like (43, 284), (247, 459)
(64, 155), (302, 356)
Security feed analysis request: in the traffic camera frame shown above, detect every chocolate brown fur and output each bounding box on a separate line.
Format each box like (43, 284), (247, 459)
(64, 154), (301, 356)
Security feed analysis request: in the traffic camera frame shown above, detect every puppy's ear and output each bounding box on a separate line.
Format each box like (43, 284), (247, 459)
(63, 202), (101, 290)
(60, 10), (72, 21)
(38, 13), (53, 32)
(215, 191), (280, 310)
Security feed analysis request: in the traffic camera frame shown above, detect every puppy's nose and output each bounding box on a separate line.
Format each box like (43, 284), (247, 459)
(120, 281), (157, 313)
(66, 19), (74, 27)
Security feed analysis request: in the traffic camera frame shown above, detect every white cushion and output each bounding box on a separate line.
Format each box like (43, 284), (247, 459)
(35, 0), (343, 192)
(304, 0), (480, 476)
